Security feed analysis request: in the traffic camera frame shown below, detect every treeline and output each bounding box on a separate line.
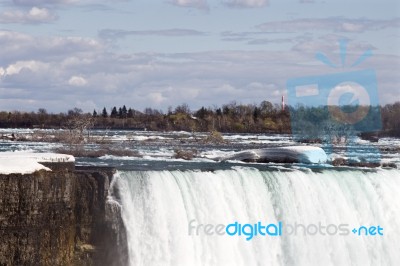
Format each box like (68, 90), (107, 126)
(0, 101), (399, 136)
(0, 101), (290, 133)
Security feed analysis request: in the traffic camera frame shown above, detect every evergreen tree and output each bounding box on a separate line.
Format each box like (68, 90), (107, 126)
(102, 107), (108, 118)
(195, 107), (207, 119)
(122, 105), (128, 118)
(93, 109), (98, 117)
(127, 108), (134, 118)
(110, 107), (118, 118)
(118, 107), (123, 118)
(253, 107), (261, 121)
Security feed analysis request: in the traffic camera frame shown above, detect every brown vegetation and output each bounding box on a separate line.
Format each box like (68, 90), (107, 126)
(0, 101), (399, 137)
(203, 130), (225, 144)
(55, 144), (140, 158)
(173, 149), (198, 160)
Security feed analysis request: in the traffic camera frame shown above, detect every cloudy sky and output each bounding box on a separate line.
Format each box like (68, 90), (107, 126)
(0, 0), (399, 113)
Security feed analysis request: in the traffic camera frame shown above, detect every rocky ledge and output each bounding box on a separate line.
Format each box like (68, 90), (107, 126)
(0, 155), (128, 266)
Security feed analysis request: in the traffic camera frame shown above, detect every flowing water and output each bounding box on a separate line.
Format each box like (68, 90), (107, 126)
(110, 168), (400, 266)
(2, 129), (400, 265)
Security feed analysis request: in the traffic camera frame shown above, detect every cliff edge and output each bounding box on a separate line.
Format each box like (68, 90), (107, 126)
(0, 154), (128, 266)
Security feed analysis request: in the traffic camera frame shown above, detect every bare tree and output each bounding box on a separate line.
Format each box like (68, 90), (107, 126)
(64, 109), (94, 144)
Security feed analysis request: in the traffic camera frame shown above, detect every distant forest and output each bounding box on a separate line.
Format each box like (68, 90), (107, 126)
(0, 101), (399, 137)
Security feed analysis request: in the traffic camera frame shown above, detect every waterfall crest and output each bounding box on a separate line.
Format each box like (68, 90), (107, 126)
(109, 168), (400, 266)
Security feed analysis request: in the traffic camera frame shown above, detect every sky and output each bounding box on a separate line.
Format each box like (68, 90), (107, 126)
(0, 0), (399, 113)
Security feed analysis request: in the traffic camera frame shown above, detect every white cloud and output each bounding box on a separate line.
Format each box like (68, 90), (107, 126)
(147, 92), (166, 105)
(340, 22), (364, 33)
(98, 28), (206, 40)
(0, 7), (57, 24)
(223, 0), (268, 8)
(0, 31), (103, 64)
(257, 17), (400, 33)
(170, 0), (269, 9)
(215, 83), (239, 94)
(0, 30), (31, 42)
(68, 76), (87, 86)
(75, 100), (97, 111)
(0, 30), (398, 112)
(169, 0), (209, 9)
(12, 0), (78, 6)
(2, 60), (49, 76)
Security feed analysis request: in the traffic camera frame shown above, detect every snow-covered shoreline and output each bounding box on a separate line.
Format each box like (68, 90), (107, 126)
(0, 152), (75, 175)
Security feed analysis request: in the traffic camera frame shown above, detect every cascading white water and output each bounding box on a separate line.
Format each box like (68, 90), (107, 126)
(109, 167), (400, 266)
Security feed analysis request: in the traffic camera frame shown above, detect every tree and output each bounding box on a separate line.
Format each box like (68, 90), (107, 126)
(93, 110), (98, 117)
(102, 107), (108, 118)
(222, 105), (231, 115)
(175, 103), (191, 114)
(64, 109), (94, 144)
(67, 108), (83, 117)
(38, 108), (47, 115)
(37, 108), (48, 127)
(127, 108), (134, 118)
(110, 107), (118, 118)
(253, 107), (261, 121)
(260, 101), (274, 117)
(195, 107), (208, 119)
(122, 105), (128, 118)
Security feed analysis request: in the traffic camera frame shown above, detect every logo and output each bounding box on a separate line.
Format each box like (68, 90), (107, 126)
(327, 81), (371, 125)
(286, 39), (381, 163)
(188, 220), (384, 241)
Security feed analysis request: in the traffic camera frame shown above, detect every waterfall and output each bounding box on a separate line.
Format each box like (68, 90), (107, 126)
(109, 167), (400, 266)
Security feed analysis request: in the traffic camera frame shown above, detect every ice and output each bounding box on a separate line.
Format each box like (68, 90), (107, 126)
(279, 146), (328, 164)
(0, 152), (75, 175)
(220, 146), (328, 164)
(1, 130), (399, 168)
(200, 149), (237, 160)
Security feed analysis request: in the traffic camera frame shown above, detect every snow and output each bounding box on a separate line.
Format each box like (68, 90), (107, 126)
(0, 152), (75, 175)
(220, 146), (328, 164)
(279, 146), (328, 164)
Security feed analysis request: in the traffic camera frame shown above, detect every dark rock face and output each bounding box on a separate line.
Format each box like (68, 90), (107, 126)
(0, 165), (128, 266)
